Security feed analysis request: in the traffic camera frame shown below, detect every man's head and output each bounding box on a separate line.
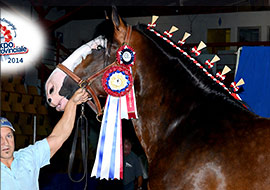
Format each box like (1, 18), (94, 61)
(124, 138), (132, 156)
(1, 117), (15, 162)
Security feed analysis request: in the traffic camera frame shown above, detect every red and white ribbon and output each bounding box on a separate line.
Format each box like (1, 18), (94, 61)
(191, 41), (206, 56)
(216, 72), (226, 81)
(120, 68), (138, 119)
(147, 15), (159, 29)
(147, 22), (156, 29)
(163, 30), (173, 38)
(191, 46), (201, 56)
(177, 40), (185, 46)
(205, 59), (214, 69)
(163, 26), (178, 38)
(231, 93), (242, 101)
(177, 32), (191, 46)
(205, 55), (220, 69)
(121, 86), (138, 119)
(230, 82), (239, 92)
(147, 27), (247, 103)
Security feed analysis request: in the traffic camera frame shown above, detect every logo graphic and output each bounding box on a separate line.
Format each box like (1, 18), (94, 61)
(0, 18), (29, 57)
(0, 8), (46, 75)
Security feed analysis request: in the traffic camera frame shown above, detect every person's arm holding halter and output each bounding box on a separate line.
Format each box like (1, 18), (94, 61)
(46, 88), (89, 158)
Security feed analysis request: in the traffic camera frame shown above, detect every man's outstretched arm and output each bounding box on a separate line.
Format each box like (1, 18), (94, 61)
(46, 88), (89, 158)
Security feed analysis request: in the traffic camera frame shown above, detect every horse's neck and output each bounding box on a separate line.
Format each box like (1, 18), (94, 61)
(132, 51), (205, 162)
(130, 35), (250, 163)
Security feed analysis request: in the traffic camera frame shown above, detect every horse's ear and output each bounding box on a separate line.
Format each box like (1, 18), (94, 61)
(111, 6), (127, 43)
(111, 6), (120, 28)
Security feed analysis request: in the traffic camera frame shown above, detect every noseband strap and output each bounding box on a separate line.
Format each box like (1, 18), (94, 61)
(57, 63), (115, 116)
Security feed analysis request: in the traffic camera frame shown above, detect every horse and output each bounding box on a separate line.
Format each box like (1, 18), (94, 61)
(45, 7), (270, 190)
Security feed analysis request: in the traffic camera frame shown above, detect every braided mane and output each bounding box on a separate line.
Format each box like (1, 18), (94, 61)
(92, 19), (247, 110)
(134, 23), (247, 110)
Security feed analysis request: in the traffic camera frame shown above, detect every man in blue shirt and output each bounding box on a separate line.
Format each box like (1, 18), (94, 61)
(1, 88), (89, 190)
(123, 138), (143, 190)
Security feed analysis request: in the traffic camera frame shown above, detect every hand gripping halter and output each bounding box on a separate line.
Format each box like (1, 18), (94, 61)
(57, 62), (117, 118)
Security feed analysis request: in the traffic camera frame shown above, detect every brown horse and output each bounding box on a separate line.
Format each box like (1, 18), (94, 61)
(46, 7), (270, 190)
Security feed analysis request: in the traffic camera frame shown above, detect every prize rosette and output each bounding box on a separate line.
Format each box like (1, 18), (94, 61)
(116, 45), (136, 66)
(102, 66), (133, 97)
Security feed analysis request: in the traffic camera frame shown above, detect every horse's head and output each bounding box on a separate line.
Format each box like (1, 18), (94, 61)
(45, 7), (140, 112)
(45, 35), (109, 111)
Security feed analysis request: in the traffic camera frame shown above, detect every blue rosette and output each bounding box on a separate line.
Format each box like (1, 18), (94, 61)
(102, 65), (133, 97)
(116, 45), (136, 66)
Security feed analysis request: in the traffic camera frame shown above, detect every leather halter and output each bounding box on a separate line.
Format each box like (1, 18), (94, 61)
(57, 25), (133, 117)
(57, 62), (116, 116)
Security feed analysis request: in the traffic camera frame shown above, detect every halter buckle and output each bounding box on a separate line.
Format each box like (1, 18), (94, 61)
(79, 80), (88, 88)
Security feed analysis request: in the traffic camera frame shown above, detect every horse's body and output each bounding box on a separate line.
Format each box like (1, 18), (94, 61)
(45, 8), (270, 190)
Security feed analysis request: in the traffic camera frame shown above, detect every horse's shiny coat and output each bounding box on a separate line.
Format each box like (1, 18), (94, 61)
(46, 8), (270, 190)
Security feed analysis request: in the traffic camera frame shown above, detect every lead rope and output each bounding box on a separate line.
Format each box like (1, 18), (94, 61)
(68, 103), (89, 190)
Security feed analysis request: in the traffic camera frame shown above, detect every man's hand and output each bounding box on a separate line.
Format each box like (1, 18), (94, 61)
(70, 88), (89, 105)
(47, 88), (90, 158)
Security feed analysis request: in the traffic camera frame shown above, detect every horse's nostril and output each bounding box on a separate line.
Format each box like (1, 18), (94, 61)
(48, 98), (52, 103)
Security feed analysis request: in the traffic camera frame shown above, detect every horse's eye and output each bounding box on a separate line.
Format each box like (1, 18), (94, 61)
(97, 45), (103, 50)
(49, 86), (54, 94)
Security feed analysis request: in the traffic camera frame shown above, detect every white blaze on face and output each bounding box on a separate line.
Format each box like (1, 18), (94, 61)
(45, 68), (68, 111)
(45, 36), (107, 111)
